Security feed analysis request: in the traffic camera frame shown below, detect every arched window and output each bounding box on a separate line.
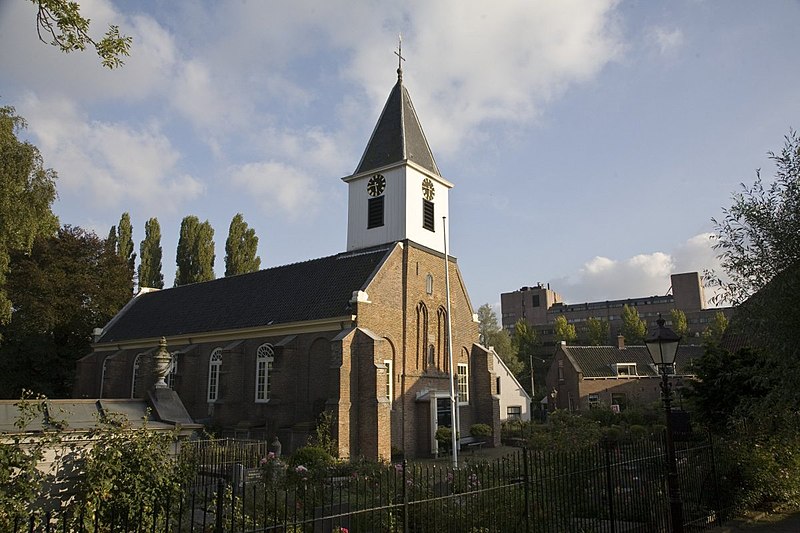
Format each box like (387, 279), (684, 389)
(416, 302), (428, 370)
(457, 363), (469, 404)
(437, 307), (449, 370)
(207, 348), (222, 402)
(131, 354), (141, 399)
(166, 354), (178, 390)
(255, 343), (274, 402)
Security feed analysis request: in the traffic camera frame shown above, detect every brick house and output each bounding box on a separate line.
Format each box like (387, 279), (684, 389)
(544, 338), (703, 412)
(74, 69), (501, 460)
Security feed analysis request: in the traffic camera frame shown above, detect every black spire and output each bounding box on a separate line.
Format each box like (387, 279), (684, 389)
(354, 41), (440, 176)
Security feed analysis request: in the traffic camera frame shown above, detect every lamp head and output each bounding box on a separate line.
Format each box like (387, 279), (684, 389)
(645, 314), (681, 369)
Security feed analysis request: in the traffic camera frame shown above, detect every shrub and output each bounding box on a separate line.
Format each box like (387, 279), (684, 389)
(628, 425), (648, 441)
(470, 423), (492, 438)
(289, 446), (334, 472)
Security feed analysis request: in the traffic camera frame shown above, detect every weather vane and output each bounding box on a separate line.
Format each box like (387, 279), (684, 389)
(394, 33), (405, 80)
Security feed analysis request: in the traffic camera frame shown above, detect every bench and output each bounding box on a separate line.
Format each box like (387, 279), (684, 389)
(459, 436), (485, 453)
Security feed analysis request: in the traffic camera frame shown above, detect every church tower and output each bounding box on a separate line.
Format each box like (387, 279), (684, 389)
(343, 65), (453, 254)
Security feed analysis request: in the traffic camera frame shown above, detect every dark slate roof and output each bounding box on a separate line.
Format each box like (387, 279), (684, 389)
(355, 77), (440, 176)
(98, 245), (394, 344)
(561, 345), (705, 378)
(0, 399), (172, 434)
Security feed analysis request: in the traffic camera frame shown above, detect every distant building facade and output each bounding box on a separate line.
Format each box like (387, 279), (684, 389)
(490, 349), (531, 422)
(544, 339), (703, 412)
(501, 272), (732, 347)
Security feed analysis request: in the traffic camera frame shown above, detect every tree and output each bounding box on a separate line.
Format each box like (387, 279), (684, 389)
(224, 213), (261, 276)
(477, 303), (499, 346)
(105, 225), (117, 254)
(174, 216), (215, 286)
(709, 130), (800, 306)
(138, 218), (164, 289)
(30, 0), (132, 68)
(115, 212), (136, 292)
(702, 311), (728, 345)
(620, 304), (646, 344)
(553, 315), (577, 345)
(512, 319), (542, 395)
(477, 304), (522, 373)
(585, 317), (610, 346)
(669, 308), (689, 338)
(0, 106), (58, 327)
(0, 226), (130, 397)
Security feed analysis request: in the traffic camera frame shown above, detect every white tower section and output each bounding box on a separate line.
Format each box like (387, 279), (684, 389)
(344, 162), (452, 253)
(343, 71), (452, 254)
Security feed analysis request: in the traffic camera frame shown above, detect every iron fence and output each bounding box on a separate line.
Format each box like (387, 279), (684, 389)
(13, 436), (734, 532)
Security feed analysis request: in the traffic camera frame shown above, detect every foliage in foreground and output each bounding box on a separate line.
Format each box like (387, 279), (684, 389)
(0, 392), (190, 530)
(693, 129), (800, 512)
(0, 105), (58, 329)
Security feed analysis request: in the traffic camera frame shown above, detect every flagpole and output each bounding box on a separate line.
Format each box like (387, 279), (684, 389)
(443, 216), (458, 468)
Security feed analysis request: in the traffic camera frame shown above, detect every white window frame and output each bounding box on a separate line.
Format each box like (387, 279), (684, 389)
(255, 344), (274, 403)
(457, 363), (469, 405)
(507, 405), (522, 420)
(384, 359), (393, 401)
(131, 354), (141, 399)
(616, 363), (637, 377)
(588, 393), (600, 409)
(207, 348), (222, 403)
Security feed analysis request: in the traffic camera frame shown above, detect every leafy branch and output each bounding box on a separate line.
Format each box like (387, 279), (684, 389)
(32, 0), (132, 69)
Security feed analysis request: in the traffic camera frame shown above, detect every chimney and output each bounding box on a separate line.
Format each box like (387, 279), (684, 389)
(617, 335), (625, 350)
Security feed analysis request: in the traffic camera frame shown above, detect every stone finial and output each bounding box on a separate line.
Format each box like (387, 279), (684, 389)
(152, 336), (173, 389)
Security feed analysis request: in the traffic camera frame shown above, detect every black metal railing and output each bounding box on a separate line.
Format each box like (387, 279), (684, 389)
(13, 436), (735, 532)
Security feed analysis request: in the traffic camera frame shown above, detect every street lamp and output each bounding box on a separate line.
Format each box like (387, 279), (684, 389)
(645, 314), (684, 533)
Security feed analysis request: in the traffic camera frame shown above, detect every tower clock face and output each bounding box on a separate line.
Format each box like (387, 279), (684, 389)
(422, 178), (435, 201)
(367, 174), (386, 196)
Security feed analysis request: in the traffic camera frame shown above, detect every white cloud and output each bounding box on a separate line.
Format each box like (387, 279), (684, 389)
(229, 162), (320, 217)
(550, 233), (726, 305)
(19, 94), (203, 211)
(341, 0), (624, 155)
(649, 26), (684, 55)
(161, 0), (624, 157)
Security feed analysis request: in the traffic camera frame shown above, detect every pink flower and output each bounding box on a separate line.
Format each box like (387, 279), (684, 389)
(295, 465), (308, 473)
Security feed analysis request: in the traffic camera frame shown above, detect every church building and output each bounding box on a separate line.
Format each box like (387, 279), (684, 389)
(75, 65), (501, 460)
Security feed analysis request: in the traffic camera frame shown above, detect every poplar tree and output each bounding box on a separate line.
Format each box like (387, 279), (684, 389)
(224, 213), (261, 277)
(116, 212), (136, 291)
(174, 216), (215, 286)
(106, 225), (117, 254)
(138, 218), (164, 289)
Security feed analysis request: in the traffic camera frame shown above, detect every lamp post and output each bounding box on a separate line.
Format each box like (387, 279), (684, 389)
(645, 314), (684, 533)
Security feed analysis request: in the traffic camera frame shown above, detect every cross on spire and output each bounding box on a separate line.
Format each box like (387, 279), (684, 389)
(394, 34), (405, 81)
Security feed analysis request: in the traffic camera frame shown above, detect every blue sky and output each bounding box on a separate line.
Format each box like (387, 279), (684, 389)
(1, 0), (798, 311)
